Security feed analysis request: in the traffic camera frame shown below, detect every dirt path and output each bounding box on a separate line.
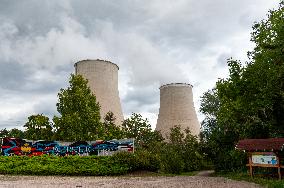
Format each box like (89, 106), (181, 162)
(0, 175), (261, 188)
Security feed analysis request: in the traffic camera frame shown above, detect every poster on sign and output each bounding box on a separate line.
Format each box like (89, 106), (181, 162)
(252, 153), (278, 165)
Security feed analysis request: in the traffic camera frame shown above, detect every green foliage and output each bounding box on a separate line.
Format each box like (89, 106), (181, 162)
(200, 89), (220, 119)
(102, 111), (124, 140)
(0, 155), (128, 176)
(246, 2), (284, 136)
(200, 2), (284, 172)
(122, 113), (163, 147)
(0, 129), (9, 138)
(134, 149), (160, 172)
(112, 151), (137, 171)
(0, 151), (161, 176)
(24, 114), (53, 140)
(0, 128), (25, 139)
(249, 1), (284, 65)
(160, 126), (205, 174)
(8, 128), (25, 138)
(219, 171), (284, 188)
(214, 150), (247, 172)
(160, 143), (185, 174)
(112, 150), (160, 172)
(0, 124), (204, 176)
(104, 111), (116, 125)
(23, 74), (125, 141)
(53, 74), (101, 141)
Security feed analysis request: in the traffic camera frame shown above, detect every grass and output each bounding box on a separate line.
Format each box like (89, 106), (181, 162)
(218, 171), (284, 188)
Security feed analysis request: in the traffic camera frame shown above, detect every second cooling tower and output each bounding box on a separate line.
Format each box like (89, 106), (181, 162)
(74, 59), (124, 125)
(156, 83), (200, 138)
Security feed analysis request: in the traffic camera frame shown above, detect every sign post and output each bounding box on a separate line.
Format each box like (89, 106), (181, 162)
(248, 152), (281, 179)
(236, 138), (284, 180)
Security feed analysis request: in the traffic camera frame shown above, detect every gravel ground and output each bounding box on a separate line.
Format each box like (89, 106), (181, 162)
(0, 175), (261, 188)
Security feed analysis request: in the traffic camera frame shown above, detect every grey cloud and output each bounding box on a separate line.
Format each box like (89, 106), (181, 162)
(122, 84), (159, 114)
(88, 24), (188, 86)
(0, 121), (24, 130)
(0, 0), (71, 36)
(215, 53), (232, 67)
(0, 0), (279, 129)
(0, 61), (32, 91)
(0, 60), (70, 95)
(33, 98), (59, 119)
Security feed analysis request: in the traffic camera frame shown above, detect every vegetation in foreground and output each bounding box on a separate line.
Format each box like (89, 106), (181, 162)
(219, 171), (284, 188)
(0, 151), (157, 176)
(0, 125), (207, 176)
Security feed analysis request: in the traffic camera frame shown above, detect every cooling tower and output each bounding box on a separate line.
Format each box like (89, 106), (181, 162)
(74, 59), (124, 125)
(156, 83), (200, 138)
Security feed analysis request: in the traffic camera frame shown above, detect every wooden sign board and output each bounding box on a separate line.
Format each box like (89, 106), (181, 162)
(248, 152), (282, 179)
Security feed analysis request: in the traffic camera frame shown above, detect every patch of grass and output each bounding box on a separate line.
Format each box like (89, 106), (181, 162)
(218, 171), (284, 188)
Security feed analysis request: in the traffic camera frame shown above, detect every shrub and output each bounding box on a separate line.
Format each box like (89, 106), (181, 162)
(0, 155), (129, 176)
(134, 149), (160, 171)
(112, 150), (160, 172)
(160, 144), (185, 174)
(214, 149), (247, 172)
(112, 151), (137, 171)
(0, 151), (162, 176)
(158, 126), (206, 174)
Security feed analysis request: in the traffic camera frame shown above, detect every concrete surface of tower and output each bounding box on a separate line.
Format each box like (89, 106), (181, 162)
(74, 59), (124, 125)
(156, 83), (200, 138)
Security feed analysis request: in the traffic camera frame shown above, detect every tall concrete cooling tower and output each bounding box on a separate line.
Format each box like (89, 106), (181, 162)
(74, 59), (124, 125)
(156, 83), (200, 138)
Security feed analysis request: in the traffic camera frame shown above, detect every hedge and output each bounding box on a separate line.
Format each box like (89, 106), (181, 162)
(0, 151), (159, 176)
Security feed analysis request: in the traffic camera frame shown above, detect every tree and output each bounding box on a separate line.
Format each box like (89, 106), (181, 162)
(247, 1), (284, 136)
(102, 111), (123, 140)
(121, 113), (163, 147)
(24, 114), (53, 140)
(160, 125), (204, 174)
(104, 111), (116, 125)
(200, 2), (284, 171)
(8, 128), (25, 138)
(53, 74), (101, 141)
(0, 129), (9, 138)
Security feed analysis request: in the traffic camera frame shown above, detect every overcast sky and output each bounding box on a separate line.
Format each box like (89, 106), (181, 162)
(0, 0), (280, 130)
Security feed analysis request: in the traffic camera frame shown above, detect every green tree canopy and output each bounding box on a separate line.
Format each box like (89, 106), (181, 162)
(160, 125), (203, 174)
(8, 128), (25, 138)
(24, 114), (53, 140)
(122, 113), (163, 147)
(200, 1), (284, 171)
(53, 74), (101, 141)
(101, 111), (123, 140)
(0, 129), (10, 138)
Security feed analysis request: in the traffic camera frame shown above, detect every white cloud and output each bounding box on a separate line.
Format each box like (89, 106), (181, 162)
(0, 0), (280, 130)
